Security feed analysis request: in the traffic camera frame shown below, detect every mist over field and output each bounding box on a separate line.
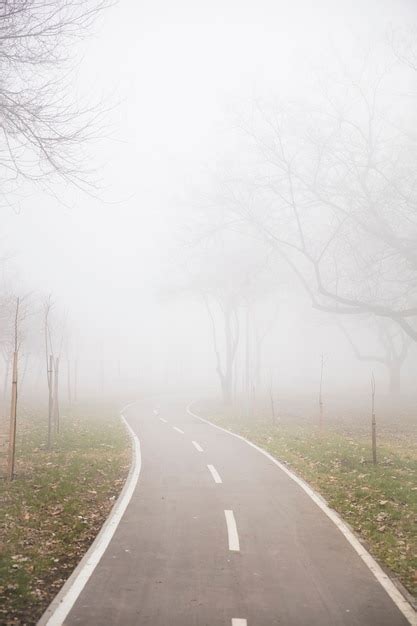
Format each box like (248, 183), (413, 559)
(1, 2), (417, 624)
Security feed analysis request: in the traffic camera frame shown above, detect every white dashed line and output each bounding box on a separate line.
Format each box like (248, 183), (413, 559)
(159, 418), (167, 423)
(173, 426), (184, 434)
(224, 510), (240, 552)
(207, 464), (222, 483)
(232, 620), (247, 626)
(192, 440), (204, 452)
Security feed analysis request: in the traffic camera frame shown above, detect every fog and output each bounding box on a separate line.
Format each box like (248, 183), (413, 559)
(2, 0), (417, 415)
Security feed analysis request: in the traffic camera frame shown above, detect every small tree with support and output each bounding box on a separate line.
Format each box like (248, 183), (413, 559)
(7, 297), (20, 481)
(371, 373), (377, 465)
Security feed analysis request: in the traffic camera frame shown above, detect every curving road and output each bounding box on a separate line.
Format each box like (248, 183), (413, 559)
(44, 398), (414, 626)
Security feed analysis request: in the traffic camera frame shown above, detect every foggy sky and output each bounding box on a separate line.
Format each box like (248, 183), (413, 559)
(3, 0), (417, 396)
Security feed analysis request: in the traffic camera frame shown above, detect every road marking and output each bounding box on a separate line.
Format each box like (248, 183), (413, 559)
(232, 620), (247, 626)
(38, 408), (142, 626)
(207, 464), (222, 483)
(192, 440), (204, 452)
(159, 417), (167, 423)
(224, 510), (240, 552)
(173, 426), (184, 434)
(187, 403), (417, 626)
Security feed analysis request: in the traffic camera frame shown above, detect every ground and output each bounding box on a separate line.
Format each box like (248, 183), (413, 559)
(0, 404), (130, 626)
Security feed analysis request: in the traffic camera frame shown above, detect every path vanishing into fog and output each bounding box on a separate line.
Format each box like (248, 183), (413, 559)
(44, 398), (413, 626)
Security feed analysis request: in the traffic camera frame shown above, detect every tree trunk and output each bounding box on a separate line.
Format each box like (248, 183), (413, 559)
(220, 373), (233, 405)
(388, 363), (401, 396)
(222, 309), (234, 406)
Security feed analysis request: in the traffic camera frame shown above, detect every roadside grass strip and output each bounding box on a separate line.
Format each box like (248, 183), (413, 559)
(0, 405), (130, 625)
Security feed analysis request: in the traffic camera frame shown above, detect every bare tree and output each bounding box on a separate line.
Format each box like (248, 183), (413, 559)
(224, 47), (417, 342)
(6, 295), (28, 480)
(7, 297), (19, 480)
(204, 292), (240, 405)
(0, 0), (113, 202)
(338, 318), (412, 396)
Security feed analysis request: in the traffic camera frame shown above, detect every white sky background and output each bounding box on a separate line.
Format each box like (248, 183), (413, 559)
(3, 0), (417, 393)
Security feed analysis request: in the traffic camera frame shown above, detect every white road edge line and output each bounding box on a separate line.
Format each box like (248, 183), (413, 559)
(173, 426), (184, 434)
(160, 417), (168, 423)
(38, 403), (141, 626)
(232, 620), (247, 626)
(207, 464), (222, 484)
(192, 440), (204, 452)
(187, 402), (417, 626)
(224, 509), (240, 552)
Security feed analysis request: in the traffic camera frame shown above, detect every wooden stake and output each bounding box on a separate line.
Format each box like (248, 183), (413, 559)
(7, 350), (18, 481)
(47, 354), (53, 449)
(371, 373), (377, 465)
(7, 297), (19, 481)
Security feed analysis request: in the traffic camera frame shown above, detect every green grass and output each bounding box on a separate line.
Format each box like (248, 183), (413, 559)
(206, 410), (417, 600)
(0, 405), (130, 625)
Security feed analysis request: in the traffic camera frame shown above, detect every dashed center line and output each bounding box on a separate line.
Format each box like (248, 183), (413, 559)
(207, 464), (222, 483)
(192, 441), (204, 452)
(224, 510), (240, 552)
(173, 426), (184, 434)
(159, 418), (167, 423)
(232, 620), (247, 626)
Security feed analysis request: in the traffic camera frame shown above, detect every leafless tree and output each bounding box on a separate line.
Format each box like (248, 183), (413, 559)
(203, 291), (240, 406)
(7, 296), (19, 479)
(0, 0), (113, 203)
(43, 296), (68, 443)
(226, 46), (417, 342)
(6, 294), (29, 480)
(338, 318), (412, 396)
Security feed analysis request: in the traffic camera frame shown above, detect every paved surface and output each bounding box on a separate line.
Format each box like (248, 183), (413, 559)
(64, 398), (410, 625)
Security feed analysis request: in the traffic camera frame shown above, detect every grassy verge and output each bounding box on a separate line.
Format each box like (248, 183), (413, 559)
(204, 407), (417, 601)
(0, 405), (130, 625)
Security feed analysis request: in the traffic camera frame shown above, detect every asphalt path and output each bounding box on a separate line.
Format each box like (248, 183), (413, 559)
(56, 398), (412, 625)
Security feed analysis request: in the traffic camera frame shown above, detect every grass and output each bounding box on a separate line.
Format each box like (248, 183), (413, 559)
(0, 404), (130, 625)
(204, 407), (417, 601)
